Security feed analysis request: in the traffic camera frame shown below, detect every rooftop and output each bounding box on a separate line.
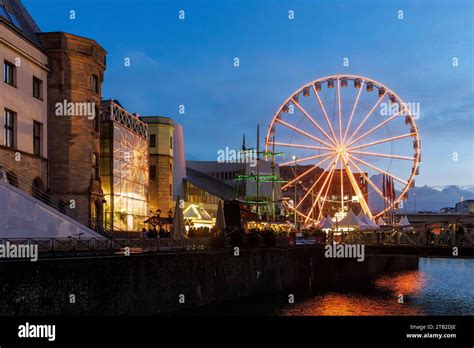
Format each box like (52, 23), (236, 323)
(140, 116), (175, 127)
(0, 0), (42, 47)
(186, 167), (235, 201)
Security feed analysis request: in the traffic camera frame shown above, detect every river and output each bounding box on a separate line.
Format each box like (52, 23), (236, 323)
(181, 258), (474, 316)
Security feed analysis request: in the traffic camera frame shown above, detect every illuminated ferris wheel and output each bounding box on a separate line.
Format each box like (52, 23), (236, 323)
(265, 74), (421, 223)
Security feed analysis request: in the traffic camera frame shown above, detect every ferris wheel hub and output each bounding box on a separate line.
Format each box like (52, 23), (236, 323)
(336, 145), (347, 156)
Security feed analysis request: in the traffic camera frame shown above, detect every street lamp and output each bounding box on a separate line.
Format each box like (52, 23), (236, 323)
(292, 155), (297, 230)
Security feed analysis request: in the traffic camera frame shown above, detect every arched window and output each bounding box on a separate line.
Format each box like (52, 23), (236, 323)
(32, 177), (44, 199)
(6, 171), (18, 188)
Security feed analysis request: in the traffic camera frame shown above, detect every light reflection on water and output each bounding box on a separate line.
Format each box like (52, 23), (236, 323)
(279, 258), (474, 316)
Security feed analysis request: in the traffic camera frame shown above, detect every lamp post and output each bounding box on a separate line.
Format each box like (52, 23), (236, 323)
(292, 155), (297, 230)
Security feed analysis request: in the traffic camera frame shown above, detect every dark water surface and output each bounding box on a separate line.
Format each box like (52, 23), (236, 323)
(181, 258), (474, 316)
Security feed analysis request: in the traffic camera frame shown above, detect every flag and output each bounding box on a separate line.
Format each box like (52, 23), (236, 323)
(382, 174), (386, 199)
(385, 175), (392, 201)
(391, 177), (396, 201)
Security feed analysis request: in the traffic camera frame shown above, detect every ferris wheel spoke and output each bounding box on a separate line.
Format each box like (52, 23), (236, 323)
(346, 109), (404, 148)
(296, 155), (338, 210)
(280, 152), (332, 166)
(348, 132), (416, 151)
(337, 78), (343, 144)
(281, 153), (336, 190)
(312, 85), (339, 144)
(349, 150), (415, 161)
(342, 79), (365, 143)
(291, 99), (337, 147)
(269, 141), (333, 152)
(304, 157), (338, 223)
(342, 156), (373, 219)
(346, 91), (388, 144)
(276, 119), (336, 149)
(339, 156), (344, 214)
(317, 162), (338, 221)
(347, 156), (393, 207)
(348, 154), (408, 185)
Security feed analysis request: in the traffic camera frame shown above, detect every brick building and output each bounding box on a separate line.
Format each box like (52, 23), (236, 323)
(38, 32), (107, 228)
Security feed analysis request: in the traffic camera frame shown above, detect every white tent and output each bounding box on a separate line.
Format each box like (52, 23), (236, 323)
(377, 217), (386, 226)
(339, 208), (368, 229)
(215, 200), (226, 233)
(399, 215), (411, 227)
(171, 196), (187, 238)
(318, 215), (334, 230)
(358, 210), (379, 229)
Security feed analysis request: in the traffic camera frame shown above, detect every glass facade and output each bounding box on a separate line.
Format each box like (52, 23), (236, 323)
(101, 121), (149, 231)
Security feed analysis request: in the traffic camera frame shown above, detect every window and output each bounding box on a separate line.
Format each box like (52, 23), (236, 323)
(6, 9), (21, 29)
(150, 134), (156, 148)
(169, 162), (173, 172)
(91, 153), (99, 180)
(33, 121), (42, 156)
(91, 74), (99, 93)
(170, 135), (173, 150)
(93, 106), (100, 132)
(170, 183), (173, 196)
(4, 60), (15, 86)
(33, 77), (43, 99)
(150, 165), (156, 180)
(4, 109), (15, 148)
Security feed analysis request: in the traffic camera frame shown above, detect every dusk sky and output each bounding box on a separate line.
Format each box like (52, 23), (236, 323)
(25, 0), (473, 187)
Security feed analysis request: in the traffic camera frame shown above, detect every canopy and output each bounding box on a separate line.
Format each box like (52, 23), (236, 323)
(339, 208), (368, 229)
(377, 217), (386, 226)
(318, 215), (334, 230)
(171, 196), (187, 238)
(357, 210), (379, 229)
(399, 215), (411, 227)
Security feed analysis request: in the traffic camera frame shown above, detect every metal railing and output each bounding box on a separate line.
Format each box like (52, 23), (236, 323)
(0, 237), (210, 254)
(327, 227), (474, 247)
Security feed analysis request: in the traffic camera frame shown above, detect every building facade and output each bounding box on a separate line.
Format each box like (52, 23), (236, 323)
(0, 0), (48, 195)
(140, 116), (174, 215)
(101, 100), (149, 231)
(38, 31), (107, 229)
(455, 200), (474, 214)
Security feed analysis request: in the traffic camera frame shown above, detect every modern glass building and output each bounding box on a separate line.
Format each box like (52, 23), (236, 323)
(101, 100), (149, 231)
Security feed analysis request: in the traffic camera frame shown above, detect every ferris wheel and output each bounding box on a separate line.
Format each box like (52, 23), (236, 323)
(265, 74), (421, 223)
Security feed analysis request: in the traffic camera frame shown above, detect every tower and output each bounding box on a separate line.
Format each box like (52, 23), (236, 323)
(38, 32), (107, 228)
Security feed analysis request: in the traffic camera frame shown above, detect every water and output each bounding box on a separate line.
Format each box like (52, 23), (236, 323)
(184, 258), (474, 316)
